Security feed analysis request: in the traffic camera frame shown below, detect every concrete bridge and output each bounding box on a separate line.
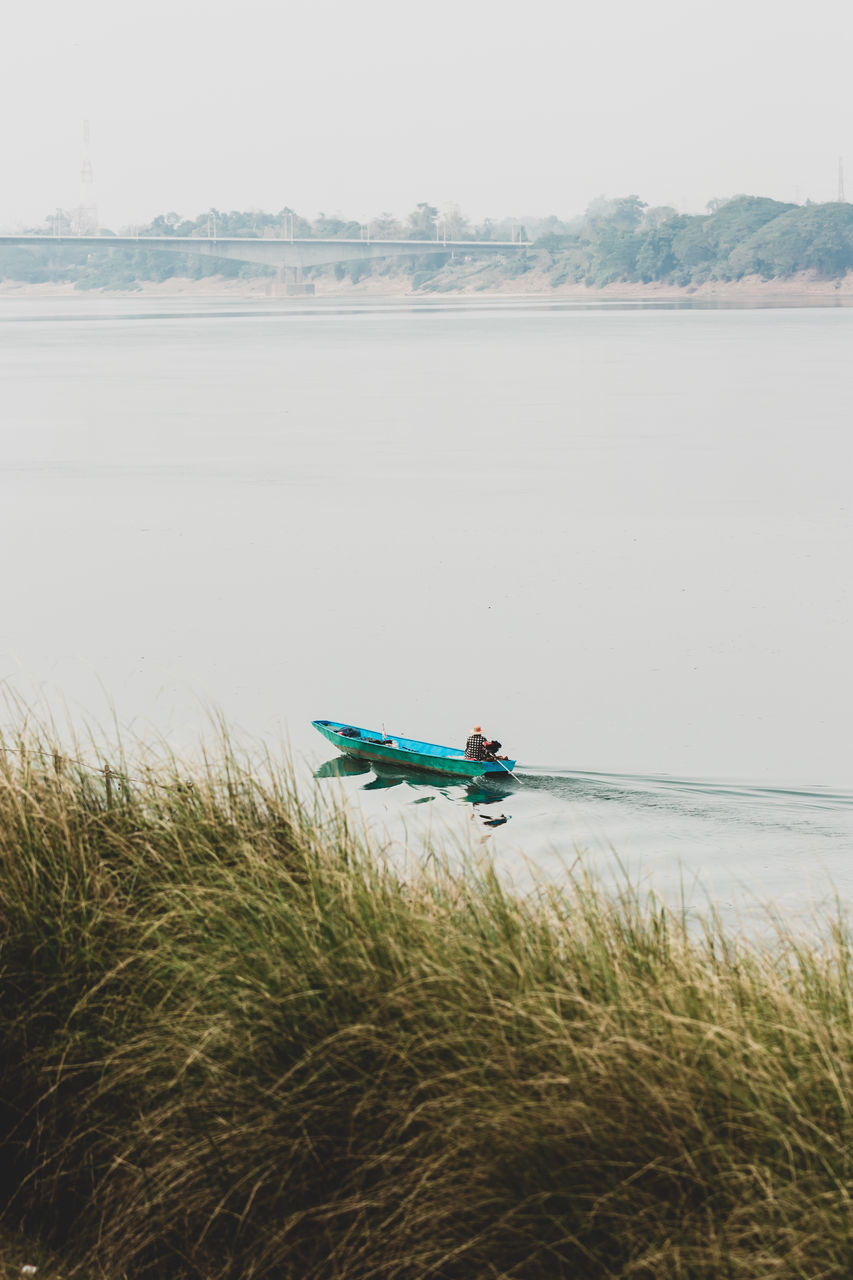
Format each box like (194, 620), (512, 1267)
(0, 234), (528, 294)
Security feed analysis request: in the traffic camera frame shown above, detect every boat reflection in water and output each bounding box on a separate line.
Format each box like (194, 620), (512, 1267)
(313, 756), (373, 780)
(313, 757), (513, 828)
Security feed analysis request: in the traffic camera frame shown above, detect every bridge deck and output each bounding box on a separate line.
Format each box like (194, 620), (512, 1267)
(0, 234), (527, 270)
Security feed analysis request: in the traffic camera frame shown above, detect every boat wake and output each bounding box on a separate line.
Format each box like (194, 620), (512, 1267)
(516, 766), (853, 817)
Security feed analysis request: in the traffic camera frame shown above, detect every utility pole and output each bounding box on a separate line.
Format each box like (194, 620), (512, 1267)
(77, 120), (98, 234)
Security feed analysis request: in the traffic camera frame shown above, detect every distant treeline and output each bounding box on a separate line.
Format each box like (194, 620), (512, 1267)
(3, 195), (853, 290)
(544, 194), (853, 288)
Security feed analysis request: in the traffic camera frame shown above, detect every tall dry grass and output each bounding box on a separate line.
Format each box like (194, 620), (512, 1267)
(1, 724), (852, 1278)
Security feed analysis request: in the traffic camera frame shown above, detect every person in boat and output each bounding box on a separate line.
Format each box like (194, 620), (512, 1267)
(464, 726), (508, 761)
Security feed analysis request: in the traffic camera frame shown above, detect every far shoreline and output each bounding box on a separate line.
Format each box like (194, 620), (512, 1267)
(3, 267), (853, 304)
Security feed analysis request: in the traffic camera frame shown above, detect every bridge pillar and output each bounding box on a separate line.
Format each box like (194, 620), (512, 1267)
(266, 264), (315, 297)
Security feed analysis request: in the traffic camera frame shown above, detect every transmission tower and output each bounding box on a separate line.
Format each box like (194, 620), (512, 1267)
(75, 120), (98, 234)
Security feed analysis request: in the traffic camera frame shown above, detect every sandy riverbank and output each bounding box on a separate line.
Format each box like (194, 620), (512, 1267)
(2, 268), (853, 302)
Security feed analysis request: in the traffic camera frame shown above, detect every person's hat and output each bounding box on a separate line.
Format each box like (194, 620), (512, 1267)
(472, 725), (482, 733)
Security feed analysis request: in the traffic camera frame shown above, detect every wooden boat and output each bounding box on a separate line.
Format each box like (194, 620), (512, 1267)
(313, 719), (516, 779)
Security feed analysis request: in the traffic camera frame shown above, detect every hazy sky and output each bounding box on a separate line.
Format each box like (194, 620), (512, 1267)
(3, 0), (852, 230)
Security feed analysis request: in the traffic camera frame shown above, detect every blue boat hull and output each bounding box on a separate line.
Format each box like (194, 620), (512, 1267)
(312, 720), (516, 779)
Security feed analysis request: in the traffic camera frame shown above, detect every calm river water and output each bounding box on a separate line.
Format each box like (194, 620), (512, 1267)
(1, 295), (851, 921)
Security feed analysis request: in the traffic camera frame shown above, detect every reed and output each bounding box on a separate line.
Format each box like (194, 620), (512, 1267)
(1, 723), (852, 1279)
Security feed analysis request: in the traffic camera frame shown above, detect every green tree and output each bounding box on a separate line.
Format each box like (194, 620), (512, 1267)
(312, 214), (362, 238)
(634, 215), (689, 282)
(643, 205), (678, 229)
(406, 203), (438, 239)
(585, 195), (647, 231)
(441, 203), (471, 240)
(671, 218), (715, 270)
(727, 202), (853, 278)
(368, 212), (403, 239)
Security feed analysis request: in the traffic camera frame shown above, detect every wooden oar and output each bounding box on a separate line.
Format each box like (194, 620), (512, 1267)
(487, 753), (524, 785)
